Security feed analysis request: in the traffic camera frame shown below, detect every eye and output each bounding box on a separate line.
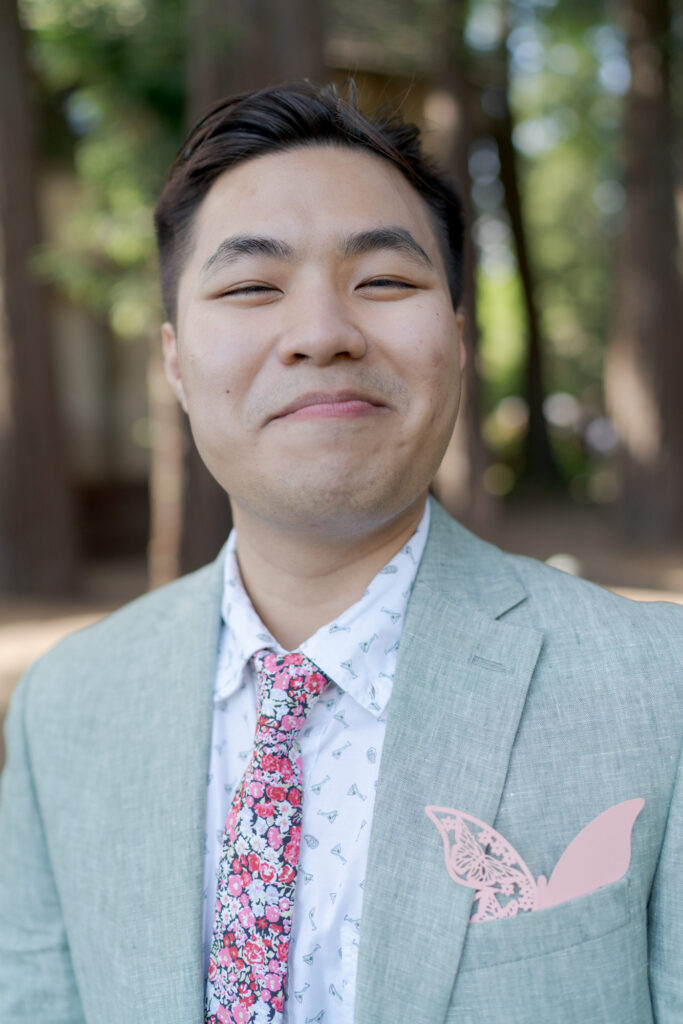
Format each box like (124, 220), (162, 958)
(363, 278), (416, 290)
(358, 277), (418, 299)
(216, 282), (282, 305)
(222, 284), (278, 296)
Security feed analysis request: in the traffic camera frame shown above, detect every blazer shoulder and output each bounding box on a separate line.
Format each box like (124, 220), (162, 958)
(425, 499), (683, 649)
(19, 556), (223, 703)
(507, 549), (683, 636)
(498, 551), (683, 718)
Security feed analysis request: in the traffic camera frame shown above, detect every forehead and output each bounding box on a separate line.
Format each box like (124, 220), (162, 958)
(186, 144), (443, 268)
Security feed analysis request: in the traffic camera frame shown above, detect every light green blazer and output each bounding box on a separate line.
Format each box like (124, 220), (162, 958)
(1, 500), (681, 1022)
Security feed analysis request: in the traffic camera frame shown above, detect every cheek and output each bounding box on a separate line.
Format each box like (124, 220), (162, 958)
(400, 319), (461, 396)
(402, 330), (463, 440)
(178, 311), (257, 399)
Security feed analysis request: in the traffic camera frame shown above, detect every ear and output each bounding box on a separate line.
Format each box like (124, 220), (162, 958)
(161, 322), (188, 412)
(456, 310), (467, 371)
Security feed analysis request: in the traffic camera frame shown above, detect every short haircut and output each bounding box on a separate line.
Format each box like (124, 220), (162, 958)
(154, 80), (464, 322)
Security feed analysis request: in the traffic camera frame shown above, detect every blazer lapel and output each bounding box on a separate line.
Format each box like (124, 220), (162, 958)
(110, 556), (224, 1022)
(354, 502), (543, 1024)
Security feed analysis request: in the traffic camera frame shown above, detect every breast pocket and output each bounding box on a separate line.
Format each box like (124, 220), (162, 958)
(457, 877), (632, 973)
(447, 879), (653, 1024)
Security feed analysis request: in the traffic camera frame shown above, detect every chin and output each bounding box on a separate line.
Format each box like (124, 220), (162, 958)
(254, 474), (425, 535)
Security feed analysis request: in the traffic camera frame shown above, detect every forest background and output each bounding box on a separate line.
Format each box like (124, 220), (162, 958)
(0, 0), (682, 734)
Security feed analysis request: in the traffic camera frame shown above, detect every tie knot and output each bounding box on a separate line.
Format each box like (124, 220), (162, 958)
(252, 649), (329, 739)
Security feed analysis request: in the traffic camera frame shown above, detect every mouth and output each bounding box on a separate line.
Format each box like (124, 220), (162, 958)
(269, 390), (388, 422)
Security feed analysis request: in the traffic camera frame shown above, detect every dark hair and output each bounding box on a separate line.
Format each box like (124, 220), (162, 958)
(154, 80), (464, 322)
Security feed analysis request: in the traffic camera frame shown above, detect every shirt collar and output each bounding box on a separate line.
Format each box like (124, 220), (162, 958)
(216, 502), (430, 717)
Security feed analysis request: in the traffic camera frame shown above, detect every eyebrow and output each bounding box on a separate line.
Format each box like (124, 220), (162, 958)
(202, 235), (295, 276)
(341, 227), (433, 269)
(201, 226), (434, 277)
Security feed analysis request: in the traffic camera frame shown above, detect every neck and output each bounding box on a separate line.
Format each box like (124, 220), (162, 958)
(231, 497), (428, 651)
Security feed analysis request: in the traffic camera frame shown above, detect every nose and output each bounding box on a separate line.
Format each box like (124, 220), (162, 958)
(276, 285), (367, 366)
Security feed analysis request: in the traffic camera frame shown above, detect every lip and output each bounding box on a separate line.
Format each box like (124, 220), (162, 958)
(270, 390), (388, 422)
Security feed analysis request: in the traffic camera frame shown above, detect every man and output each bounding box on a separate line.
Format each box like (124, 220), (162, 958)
(0, 82), (681, 1024)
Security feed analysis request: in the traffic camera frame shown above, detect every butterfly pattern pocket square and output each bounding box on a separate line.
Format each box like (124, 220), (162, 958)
(425, 798), (644, 922)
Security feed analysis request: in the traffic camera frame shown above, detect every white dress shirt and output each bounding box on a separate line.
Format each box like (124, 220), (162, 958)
(203, 502), (430, 1023)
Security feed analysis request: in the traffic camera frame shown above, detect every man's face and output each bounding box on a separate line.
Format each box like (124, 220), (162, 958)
(163, 145), (465, 537)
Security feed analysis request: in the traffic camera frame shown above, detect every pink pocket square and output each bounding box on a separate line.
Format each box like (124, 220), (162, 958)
(424, 798), (644, 922)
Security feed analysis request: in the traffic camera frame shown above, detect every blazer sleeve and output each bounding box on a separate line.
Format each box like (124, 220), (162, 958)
(648, 737), (683, 1022)
(0, 670), (85, 1024)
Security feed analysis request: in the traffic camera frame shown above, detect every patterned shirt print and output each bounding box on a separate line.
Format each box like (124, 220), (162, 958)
(203, 501), (430, 1024)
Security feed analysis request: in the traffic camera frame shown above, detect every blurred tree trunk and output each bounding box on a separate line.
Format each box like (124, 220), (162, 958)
(148, 0), (327, 582)
(0, 0), (77, 594)
(605, 0), (683, 540)
(485, 38), (557, 483)
(147, 332), (186, 588)
(187, 0), (327, 111)
(432, 0), (493, 533)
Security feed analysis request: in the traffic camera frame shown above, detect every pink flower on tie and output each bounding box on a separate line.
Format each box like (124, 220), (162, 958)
(267, 826), (283, 849)
(278, 864), (295, 885)
(259, 863), (276, 884)
(265, 905), (280, 923)
(283, 840), (298, 865)
(227, 875), (243, 897)
(233, 1003), (250, 1023)
(305, 671), (327, 692)
(277, 939), (289, 962)
(243, 940), (265, 965)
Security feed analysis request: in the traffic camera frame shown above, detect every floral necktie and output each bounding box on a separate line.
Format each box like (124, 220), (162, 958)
(205, 649), (330, 1024)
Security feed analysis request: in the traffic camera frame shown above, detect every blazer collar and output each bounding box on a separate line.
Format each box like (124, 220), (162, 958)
(415, 496), (529, 620)
(354, 499), (543, 1024)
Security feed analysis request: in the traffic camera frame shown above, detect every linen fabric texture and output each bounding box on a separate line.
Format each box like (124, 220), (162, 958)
(0, 498), (681, 1023)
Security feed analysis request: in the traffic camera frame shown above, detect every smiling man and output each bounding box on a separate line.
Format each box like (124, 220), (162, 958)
(0, 82), (681, 1024)
(162, 142), (464, 651)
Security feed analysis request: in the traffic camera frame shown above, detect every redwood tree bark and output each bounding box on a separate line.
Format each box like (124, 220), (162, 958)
(432, 0), (493, 533)
(0, 0), (77, 594)
(605, 0), (683, 540)
(187, 0), (327, 117)
(485, 42), (558, 484)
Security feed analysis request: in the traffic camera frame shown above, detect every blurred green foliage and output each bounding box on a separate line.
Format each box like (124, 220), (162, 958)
(24, 0), (184, 338)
